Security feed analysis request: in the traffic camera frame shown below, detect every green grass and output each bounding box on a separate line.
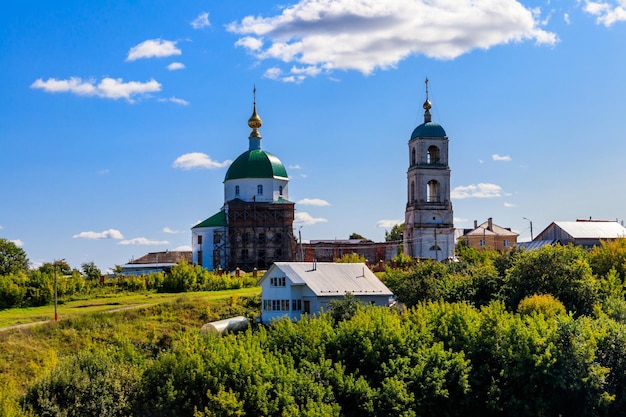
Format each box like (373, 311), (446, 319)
(0, 287), (261, 328)
(0, 286), (262, 406)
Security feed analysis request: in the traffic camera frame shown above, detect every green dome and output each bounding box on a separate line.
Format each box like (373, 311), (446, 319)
(224, 149), (288, 181)
(411, 122), (447, 139)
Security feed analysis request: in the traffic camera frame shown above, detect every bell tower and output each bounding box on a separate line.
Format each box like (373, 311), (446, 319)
(404, 78), (455, 260)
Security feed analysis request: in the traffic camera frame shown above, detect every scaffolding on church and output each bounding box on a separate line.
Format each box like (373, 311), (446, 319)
(225, 200), (296, 271)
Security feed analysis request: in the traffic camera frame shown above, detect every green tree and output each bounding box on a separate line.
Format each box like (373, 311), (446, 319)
(349, 233), (366, 240)
(384, 223), (404, 242)
(0, 238), (28, 276)
(81, 261), (102, 280)
(503, 244), (599, 315)
(38, 260), (72, 276)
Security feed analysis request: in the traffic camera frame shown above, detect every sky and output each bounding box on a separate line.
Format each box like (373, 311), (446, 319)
(2, 0), (626, 273)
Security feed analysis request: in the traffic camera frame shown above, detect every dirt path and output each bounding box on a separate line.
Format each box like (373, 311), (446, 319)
(0, 304), (152, 332)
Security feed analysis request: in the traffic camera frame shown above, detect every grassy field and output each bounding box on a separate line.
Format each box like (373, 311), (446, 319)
(0, 287), (261, 329)
(0, 287), (261, 403)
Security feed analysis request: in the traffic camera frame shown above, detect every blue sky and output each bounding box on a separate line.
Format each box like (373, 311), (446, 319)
(2, 0), (626, 272)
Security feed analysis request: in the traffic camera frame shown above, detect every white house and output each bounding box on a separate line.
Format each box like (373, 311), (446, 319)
(258, 262), (394, 322)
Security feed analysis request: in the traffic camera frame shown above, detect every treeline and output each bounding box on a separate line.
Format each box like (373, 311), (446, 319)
(20, 300), (626, 416)
(10, 240), (626, 416)
(0, 260), (258, 310)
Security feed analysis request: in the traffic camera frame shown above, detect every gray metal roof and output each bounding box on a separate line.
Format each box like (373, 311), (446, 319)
(269, 262), (393, 297)
(552, 221), (626, 239)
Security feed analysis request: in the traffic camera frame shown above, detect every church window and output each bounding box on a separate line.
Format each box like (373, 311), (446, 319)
(257, 184), (263, 195)
(410, 181), (415, 203)
(235, 185), (240, 196)
(427, 146), (440, 164)
(427, 180), (439, 202)
(411, 148), (416, 165)
(279, 185), (283, 196)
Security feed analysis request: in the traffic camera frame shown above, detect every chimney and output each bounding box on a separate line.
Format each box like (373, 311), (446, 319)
(488, 217), (493, 231)
(474, 220), (478, 229)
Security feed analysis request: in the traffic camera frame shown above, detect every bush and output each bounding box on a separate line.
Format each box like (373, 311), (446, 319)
(517, 294), (567, 317)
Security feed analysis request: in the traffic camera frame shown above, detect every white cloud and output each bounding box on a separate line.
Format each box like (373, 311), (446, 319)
(162, 227), (183, 234)
(73, 229), (124, 240)
(10, 239), (24, 247)
(297, 198), (330, 206)
(504, 202), (516, 208)
(118, 238), (170, 245)
(174, 245), (192, 251)
(235, 36), (264, 51)
(172, 152), (231, 169)
(451, 183), (503, 199)
(159, 96), (190, 105)
(191, 12), (211, 29)
(263, 67), (283, 80)
(31, 77), (161, 102)
(167, 62), (185, 71)
(584, 0), (626, 26)
(0, 225), (3, 229)
(97, 169), (110, 175)
(289, 164), (302, 170)
(295, 212), (328, 225)
(227, 0), (557, 80)
(126, 39), (181, 61)
(377, 219), (402, 228)
(492, 154), (512, 161)
(454, 217), (468, 223)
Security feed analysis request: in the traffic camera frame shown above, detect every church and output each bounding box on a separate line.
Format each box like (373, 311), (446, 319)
(403, 79), (455, 260)
(192, 81), (455, 272)
(191, 94), (296, 271)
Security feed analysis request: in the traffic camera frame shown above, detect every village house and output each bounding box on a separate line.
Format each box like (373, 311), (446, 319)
(258, 262), (393, 322)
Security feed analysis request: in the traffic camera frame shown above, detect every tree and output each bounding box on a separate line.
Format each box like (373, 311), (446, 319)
(38, 260), (72, 276)
(349, 233), (366, 240)
(81, 261), (102, 280)
(384, 223), (404, 242)
(0, 238), (29, 276)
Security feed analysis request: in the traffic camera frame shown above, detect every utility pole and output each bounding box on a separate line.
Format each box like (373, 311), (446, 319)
(523, 217), (534, 240)
(53, 259), (65, 322)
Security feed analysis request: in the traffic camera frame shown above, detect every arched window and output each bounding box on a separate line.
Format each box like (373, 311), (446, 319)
(411, 148), (416, 165)
(257, 184), (263, 195)
(410, 181), (415, 203)
(427, 146), (440, 164)
(279, 185), (283, 196)
(235, 185), (240, 196)
(427, 180), (439, 202)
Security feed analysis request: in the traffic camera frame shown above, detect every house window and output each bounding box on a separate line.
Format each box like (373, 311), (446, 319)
(292, 299), (302, 311)
(197, 235), (202, 245)
(270, 276), (286, 287)
(258, 233), (266, 244)
(279, 186), (283, 196)
(266, 299), (290, 311)
(257, 184), (263, 195)
(235, 185), (240, 196)
(427, 145), (440, 164)
(427, 180), (440, 202)
(503, 240), (510, 247)
(479, 239), (485, 247)
(429, 245), (441, 251)
(197, 250), (203, 267)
